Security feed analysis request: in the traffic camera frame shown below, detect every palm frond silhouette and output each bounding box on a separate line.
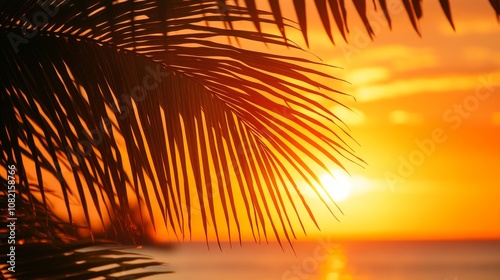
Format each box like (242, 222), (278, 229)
(1, 0), (498, 278)
(236, 0), (500, 45)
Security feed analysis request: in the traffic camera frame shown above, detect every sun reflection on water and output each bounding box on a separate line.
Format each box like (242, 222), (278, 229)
(319, 245), (354, 280)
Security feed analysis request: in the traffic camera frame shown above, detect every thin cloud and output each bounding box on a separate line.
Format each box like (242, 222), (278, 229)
(389, 110), (423, 125)
(354, 75), (482, 102)
(346, 67), (390, 85)
(345, 45), (438, 70)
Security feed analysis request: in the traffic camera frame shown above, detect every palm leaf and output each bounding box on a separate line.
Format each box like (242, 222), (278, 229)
(1, 0), (359, 248)
(0, 241), (170, 280)
(228, 0), (500, 43)
(0, 184), (169, 279)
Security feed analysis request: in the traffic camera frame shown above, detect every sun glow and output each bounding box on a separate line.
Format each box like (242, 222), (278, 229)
(320, 170), (352, 202)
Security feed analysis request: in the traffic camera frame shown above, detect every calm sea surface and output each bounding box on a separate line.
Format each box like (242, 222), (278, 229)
(131, 240), (500, 280)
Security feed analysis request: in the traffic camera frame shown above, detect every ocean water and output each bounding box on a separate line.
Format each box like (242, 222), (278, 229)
(131, 240), (500, 280)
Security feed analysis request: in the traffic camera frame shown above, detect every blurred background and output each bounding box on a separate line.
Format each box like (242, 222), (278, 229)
(131, 0), (500, 279)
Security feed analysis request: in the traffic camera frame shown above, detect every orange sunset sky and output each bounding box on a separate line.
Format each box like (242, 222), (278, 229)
(171, 0), (500, 242)
(290, 0), (500, 241)
(34, 0), (499, 243)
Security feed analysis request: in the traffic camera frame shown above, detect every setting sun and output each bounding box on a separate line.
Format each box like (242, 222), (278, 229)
(320, 170), (352, 202)
(2, 0), (500, 279)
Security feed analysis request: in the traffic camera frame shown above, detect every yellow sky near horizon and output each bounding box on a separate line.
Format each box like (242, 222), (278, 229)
(280, 0), (500, 241)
